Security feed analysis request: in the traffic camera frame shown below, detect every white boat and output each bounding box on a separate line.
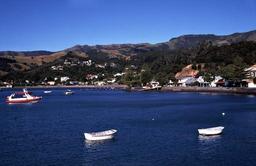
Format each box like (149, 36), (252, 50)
(142, 81), (162, 91)
(44, 90), (52, 94)
(64, 89), (74, 95)
(198, 126), (224, 136)
(6, 89), (42, 104)
(84, 129), (117, 141)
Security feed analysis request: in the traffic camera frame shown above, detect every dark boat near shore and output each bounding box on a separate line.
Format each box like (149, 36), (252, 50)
(141, 86), (162, 91)
(142, 81), (162, 91)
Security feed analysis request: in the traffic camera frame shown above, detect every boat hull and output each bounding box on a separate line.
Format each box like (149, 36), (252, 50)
(65, 91), (74, 95)
(84, 133), (114, 141)
(84, 129), (117, 141)
(6, 97), (42, 104)
(142, 87), (162, 91)
(198, 126), (224, 136)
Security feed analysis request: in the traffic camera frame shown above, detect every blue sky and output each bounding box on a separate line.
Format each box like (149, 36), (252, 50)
(0, 0), (255, 51)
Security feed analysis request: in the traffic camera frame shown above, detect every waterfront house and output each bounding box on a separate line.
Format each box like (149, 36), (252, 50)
(210, 76), (224, 87)
(107, 78), (117, 84)
(245, 64), (256, 78)
(167, 80), (175, 87)
(47, 81), (55, 86)
(244, 65), (256, 88)
(177, 77), (197, 87)
(197, 76), (210, 87)
(175, 64), (199, 87)
(69, 81), (79, 85)
(61, 77), (70, 83)
(246, 80), (256, 88)
(94, 81), (106, 86)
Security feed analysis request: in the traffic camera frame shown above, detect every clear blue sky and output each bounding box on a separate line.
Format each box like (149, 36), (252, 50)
(0, 0), (255, 51)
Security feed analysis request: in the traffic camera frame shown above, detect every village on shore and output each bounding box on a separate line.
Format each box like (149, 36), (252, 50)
(1, 58), (256, 95)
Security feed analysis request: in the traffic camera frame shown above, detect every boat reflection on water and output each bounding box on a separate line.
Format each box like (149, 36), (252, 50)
(198, 135), (223, 156)
(198, 135), (222, 142)
(84, 139), (116, 152)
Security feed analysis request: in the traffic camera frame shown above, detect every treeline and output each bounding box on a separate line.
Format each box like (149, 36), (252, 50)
(125, 41), (256, 85)
(1, 41), (256, 86)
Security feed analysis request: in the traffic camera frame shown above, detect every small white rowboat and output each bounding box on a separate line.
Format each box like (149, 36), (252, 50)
(64, 90), (74, 95)
(198, 126), (224, 136)
(44, 91), (52, 94)
(84, 129), (117, 141)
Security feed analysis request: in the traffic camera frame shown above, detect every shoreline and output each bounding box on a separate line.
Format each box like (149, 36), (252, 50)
(161, 87), (256, 95)
(0, 85), (129, 90)
(1, 85), (256, 95)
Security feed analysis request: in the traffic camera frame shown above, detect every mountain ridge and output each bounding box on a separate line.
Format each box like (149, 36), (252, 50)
(1, 30), (256, 56)
(1, 29), (256, 79)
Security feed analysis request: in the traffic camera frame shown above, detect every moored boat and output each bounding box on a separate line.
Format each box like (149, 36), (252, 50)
(142, 86), (162, 91)
(84, 129), (117, 141)
(198, 126), (224, 136)
(142, 80), (162, 91)
(6, 89), (42, 104)
(64, 89), (74, 95)
(44, 90), (52, 94)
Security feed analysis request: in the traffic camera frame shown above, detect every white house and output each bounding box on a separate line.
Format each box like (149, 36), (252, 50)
(197, 76), (210, 87)
(86, 74), (98, 80)
(94, 81), (106, 86)
(83, 60), (92, 66)
(247, 81), (256, 88)
(107, 78), (116, 84)
(148, 80), (161, 88)
(167, 80), (175, 87)
(210, 76), (224, 87)
(244, 65), (256, 88)
(95, 64), (106, 68)
(114, 73), (125, 77)
(178, 77), (196, 87)
(47, 81), (55, 86)
(61, 77), (70, 83)
(51, 66), (57, 70)
(245, 65), (256, 78)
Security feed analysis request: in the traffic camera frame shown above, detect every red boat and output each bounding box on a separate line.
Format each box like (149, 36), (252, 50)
(6, 89), (42, 104)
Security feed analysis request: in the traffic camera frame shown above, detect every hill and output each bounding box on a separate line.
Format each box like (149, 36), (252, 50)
(1, 30), (256, 85)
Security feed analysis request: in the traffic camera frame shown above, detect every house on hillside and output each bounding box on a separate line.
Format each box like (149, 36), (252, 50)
(114, 73), (125, 77)
(95, 63), (107, 69)
(107, 78), (116, 84)
(86, 74), (98, 80)
(83, 60), (92, 66)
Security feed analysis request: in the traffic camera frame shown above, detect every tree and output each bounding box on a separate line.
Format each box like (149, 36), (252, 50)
(140, 70), (152, 86)
(155, 72), (169, 86)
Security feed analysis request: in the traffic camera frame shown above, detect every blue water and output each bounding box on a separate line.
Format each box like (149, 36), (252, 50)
(0, 88), (256, 166)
